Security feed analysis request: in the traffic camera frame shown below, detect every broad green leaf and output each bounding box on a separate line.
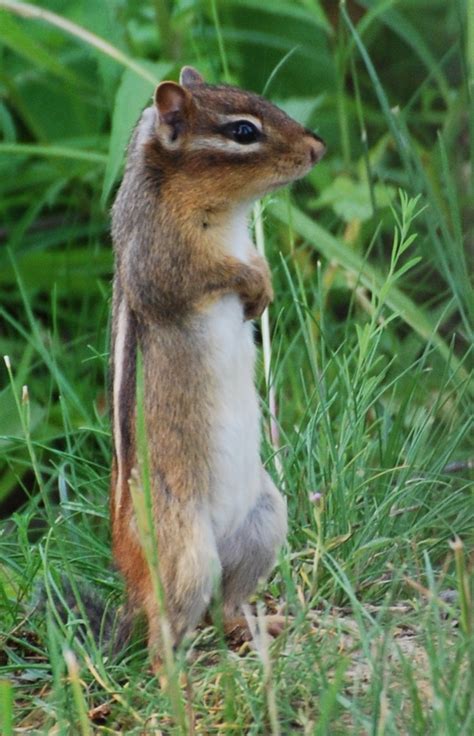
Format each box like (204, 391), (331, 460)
(358, 1), (450, 102)
(0, 1), (160, 84)
(220, 1), (335, 95)
(0, 10), (86, 88)
(316, 175), (395, 222)
(0, 102), (16, 142)
(77, 0), (125, 102)
(230, 0), (332, 35)
(101, 60), (172, 206)
(0, 249), (112, 292)
(274, 95), (326, 126)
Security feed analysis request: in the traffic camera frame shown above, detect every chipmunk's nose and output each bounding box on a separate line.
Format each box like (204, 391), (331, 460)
(305, 133), (326, 164)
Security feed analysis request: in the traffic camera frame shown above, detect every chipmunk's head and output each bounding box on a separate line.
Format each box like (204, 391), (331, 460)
(142, 66), (325, 212)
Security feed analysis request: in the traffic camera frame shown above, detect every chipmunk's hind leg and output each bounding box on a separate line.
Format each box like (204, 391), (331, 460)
(145, 505), (221, 671)
(218, 471), (287, 623)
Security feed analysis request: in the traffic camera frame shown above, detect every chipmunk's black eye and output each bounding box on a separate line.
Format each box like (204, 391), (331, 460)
(227, 120), (260, 144)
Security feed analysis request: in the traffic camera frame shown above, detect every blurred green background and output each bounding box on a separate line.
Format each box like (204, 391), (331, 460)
(0, 1), (473, 732)
(0, 0), (471, 516)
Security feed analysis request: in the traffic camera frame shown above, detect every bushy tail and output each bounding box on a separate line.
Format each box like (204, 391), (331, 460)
(32, 575), (133, 657)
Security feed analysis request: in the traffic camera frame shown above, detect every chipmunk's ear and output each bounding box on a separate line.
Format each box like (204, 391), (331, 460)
(154, 81), (192, 145)
(179, 66), (204, 87)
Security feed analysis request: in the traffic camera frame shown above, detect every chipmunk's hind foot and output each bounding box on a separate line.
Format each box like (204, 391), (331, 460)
(223, 613), (287, 648)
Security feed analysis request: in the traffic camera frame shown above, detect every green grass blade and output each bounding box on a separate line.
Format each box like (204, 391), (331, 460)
(0, 10), (88, 88)
(0, 680), (13, 736)
(0, 0), (160, 84)
(0, 142), (107, 163)
(269, 198), (471, 388)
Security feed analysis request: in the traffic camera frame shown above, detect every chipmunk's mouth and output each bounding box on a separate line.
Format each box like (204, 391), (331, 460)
(273, 178), (293, 188)
(268, 169), (311, 190)
(270, 155), (319, 190)
(263, 178), (298, 194)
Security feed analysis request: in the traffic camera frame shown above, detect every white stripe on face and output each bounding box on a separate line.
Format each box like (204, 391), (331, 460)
(186, 136), (262, 153)
(215, 113), (263, 131)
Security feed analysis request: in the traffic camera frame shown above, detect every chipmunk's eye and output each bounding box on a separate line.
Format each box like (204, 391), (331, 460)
(226, 120), (260, 144)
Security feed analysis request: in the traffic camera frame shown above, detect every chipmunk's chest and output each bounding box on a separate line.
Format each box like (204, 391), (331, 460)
(201, 295), (261, 537)
(212, 206), (252, 262)
(200, 211), (262, 535)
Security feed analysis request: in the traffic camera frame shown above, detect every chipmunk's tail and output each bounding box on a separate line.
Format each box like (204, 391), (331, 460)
(32, 575), (133, 657)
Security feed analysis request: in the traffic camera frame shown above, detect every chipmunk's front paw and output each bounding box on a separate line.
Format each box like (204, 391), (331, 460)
(242, 257), (273, 321)
(243, 290), (272, 320)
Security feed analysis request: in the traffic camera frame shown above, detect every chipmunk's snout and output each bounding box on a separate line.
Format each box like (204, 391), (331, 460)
(305, 133), (326, 165)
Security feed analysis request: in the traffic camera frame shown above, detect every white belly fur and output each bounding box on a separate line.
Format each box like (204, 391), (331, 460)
(204, 294), (261, 539)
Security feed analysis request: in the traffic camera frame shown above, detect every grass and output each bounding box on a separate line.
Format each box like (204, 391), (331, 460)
(0, 0), (473, 733)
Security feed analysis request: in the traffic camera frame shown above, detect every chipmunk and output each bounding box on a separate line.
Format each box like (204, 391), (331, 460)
(110, 66), (325, 670)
